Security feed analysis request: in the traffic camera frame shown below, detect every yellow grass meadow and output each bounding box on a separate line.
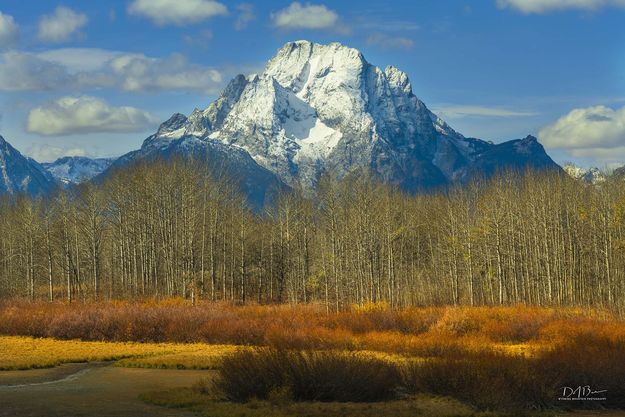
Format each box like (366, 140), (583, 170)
(0, 336), (238, 371)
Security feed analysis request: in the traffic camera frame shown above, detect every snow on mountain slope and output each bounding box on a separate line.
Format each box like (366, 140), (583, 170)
(42, 156), (116, 184)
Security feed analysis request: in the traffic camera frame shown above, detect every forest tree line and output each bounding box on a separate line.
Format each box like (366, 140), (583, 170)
(1, 159), (624, 312)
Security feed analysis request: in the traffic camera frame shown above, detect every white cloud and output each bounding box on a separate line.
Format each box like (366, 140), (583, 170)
(0, 49), (225, 94)
(105, 53), (222, 93)
(235, 3), (255, 30)
(433, 105), (538, 118)
(539, 106), (625, 158)
(38, 6), (88, 43)
(0, 11), (19, 48)
(128, 0), (227, 26)
(496, 0), (625, 14)
(272, 2), (339, 30)
(37, 48), (121, 72)
(27, 145), (87, 163)
(366, 33), (414, 49)
(26, 96), (158, 136)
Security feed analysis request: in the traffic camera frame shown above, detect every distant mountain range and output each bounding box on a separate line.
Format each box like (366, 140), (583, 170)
(42, 156), (116, 185)
(1, 40), (565, 203)
(563, 163), (625, 185)
(563, 164), (607, 185)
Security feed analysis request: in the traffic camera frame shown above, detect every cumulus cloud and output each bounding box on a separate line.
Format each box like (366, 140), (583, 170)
(26, 96), (158, 136)
(539, 106), (625, 159)
(235, 3), (255, 30)
(433, 105), (538, 118)
(128, 0), (227, 26)
(0, 11), (19, 48)
(272, 2), (339, 30)
(496, 0), (625, 14)
(37, 48), (121, 72)
(38, 6), (88, 43)
(366, 33), (414, 49)
(0, 49), (225, 94)
(105, 53), (222, 92)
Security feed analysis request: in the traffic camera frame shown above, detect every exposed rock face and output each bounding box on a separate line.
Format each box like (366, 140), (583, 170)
(0, 135), (55, 196)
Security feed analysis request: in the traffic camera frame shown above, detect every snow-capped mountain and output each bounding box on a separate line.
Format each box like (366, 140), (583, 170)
(116, 40), (559, 195)
(0, 135), (56, 196)
(42, 156), (116, 185)
(563, 164), (607, 184)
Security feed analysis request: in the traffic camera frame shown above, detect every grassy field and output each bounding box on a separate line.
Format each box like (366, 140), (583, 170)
(0, 336), (238, 370)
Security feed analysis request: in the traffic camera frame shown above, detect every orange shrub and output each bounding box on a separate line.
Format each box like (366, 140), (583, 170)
(0, 299), (623, 359)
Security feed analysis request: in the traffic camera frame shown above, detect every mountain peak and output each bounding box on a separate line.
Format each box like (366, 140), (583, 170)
(275, 40), (361, 57)
(384, 65), (412, 95)
(132, 40), (559, 195)
(513, 135), (544, 155)
(265, 40), (367, 96)
(0, 134), (55, 195)
(157, 113), (188, 135)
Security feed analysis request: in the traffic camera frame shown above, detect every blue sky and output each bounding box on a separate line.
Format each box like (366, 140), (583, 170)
(0, 0), (624, 167)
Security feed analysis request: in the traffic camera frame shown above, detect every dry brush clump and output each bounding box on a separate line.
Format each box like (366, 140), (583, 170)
(204, 331), (625, 411)
(402, 332), (625, 411)
(402, 351), (554, 410)
(213, 348), (402, 403)
(537, 332), (625, 409)
(211, 335), (625, 411)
